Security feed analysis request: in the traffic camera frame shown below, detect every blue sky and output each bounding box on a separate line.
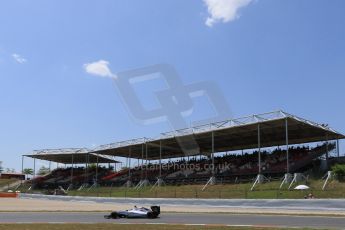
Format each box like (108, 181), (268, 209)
(1, 0), (345, 170)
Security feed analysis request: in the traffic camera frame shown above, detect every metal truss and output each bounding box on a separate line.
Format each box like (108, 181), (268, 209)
(25, 110), (344, 157)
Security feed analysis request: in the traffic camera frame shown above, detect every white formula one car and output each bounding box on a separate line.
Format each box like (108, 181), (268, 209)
(104, 206), (160, 219)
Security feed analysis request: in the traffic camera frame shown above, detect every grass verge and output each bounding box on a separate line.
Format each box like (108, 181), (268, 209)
(0, 224), (319, 230)
(62, 180), (345, 199)
(0, 179), (17, 188)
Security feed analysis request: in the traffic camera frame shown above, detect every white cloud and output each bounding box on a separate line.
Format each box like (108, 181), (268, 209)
(12, 53), (27, 64)
(204, 0), (253, 27)
(83, 60), (115, 78)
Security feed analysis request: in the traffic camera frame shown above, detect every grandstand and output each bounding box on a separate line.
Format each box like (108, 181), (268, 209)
(22, 110), (344, 190)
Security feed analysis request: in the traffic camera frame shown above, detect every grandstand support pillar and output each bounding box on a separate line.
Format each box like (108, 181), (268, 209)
(85, 153), (90, 185)
(96, 154), (99, 185)
(136, 142), (150, 189)
(70, 153), (74, 188)
(258, 123), (261, 174)
(279, 173), (292, 189)
(322, 171), (333, 190)
(251, 123), (269, 191)
(145, 142), (148, 179)
(135, 144), (144, 189)
(152, 140), (165, 190)
(288, 173), (307, 189)
(159, 140), (162, 178)
(33, 158), (36, 179)
(202, 131), (216, 191)
(21, 156), (24, 175)
(211, 131), (215, 177)
(125, 147), (132, 188)
(141, 143), (144, 180)
(134, 141), (150, 190)
(337, 139), (340, 158)
(282, 118), (293, 189)
(326, 134), (329, 169)
(251, 174), (269, 191)
(20, 156), (24, 185)
(129, 147), (131, 179)
(84, 154), (87, 184)
(285, 118), (290, 174)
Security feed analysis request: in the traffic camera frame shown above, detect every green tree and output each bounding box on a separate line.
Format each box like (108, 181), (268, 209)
(5, 168), (15, 173)
(23, 168), (34, 176)
(88, 163), (97, 169)
(332, 164), (345, 181)
(37, 166), (50, 175)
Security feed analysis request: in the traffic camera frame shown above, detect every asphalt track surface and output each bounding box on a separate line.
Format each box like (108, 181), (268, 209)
(1, 212), (345, 229)
(20, 194), (345, 212)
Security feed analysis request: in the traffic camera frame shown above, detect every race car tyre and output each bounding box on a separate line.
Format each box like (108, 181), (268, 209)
(104, 211), (118, 219)
(110, 212), (118, 219)
(147, 212), (155, 219)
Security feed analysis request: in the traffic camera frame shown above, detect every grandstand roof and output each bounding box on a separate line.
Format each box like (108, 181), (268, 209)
(24, 148), (119, 164)
(93, 111), (345, 160)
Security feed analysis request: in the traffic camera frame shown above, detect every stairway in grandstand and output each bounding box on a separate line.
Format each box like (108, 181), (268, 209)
(101, 169), (128, 181)
(289, 143), (336, 172)
(0, 180), (22, 192)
